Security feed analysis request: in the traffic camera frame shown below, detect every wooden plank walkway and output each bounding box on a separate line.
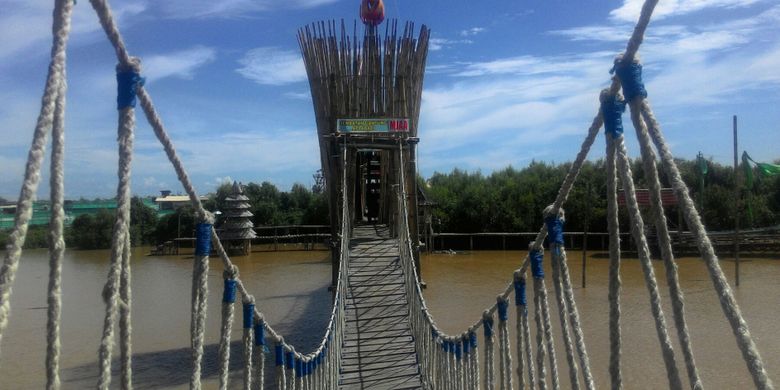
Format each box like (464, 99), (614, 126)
(340, 225), (422, 390)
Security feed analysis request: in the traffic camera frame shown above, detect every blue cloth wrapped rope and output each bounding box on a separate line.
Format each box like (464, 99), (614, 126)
(514, 277), (527, 306)
(531, 249), (544, 279)
(455, 341), (462, 360)
(275, 344), (284, 366)
(545, 215), (565, 245)
(222, 279), (237, 303)
(243, 302), (254, 329)
(469, 331), (478, 349)
(613, 60), (647, 101)
(116, 69), (145, 110)
(285, 350), (294, 370)
(497, 299), (509, 321)
(254, 322), (266, 346)
(463, 335), (471, 354)
(194, 223), (212, 256)
(601, 94), (627, 139)
(483, 316), (494, 338)
(295, 358), (303, 378)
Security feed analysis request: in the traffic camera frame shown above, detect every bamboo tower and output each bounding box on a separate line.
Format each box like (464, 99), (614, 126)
(298, 19), (430, 286)
(218, 182), (257, 255)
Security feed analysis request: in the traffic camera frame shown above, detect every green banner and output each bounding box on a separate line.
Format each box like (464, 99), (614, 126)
(743, 151), (780, 188)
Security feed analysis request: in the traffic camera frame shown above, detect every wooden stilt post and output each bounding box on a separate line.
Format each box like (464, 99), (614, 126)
(733, 115), (741, 286)
(582, 229), (588, 288)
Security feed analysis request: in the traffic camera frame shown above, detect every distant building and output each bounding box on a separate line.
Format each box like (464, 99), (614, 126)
(0, 196), (182, 230)
(217, 182), (257, 255)
(154, 191), (207, 212)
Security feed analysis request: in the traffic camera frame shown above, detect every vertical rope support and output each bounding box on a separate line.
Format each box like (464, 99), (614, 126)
(218, 275), (238, 389)
(276, 342), (287, 390)
(522, 303), (536, 389)
(555, 246), (594, 390)
(46, 39), (69, 389)
(97, 58), (141, 390)
(625, 92), (702, 389)
(531, 248), (549, 390)
(287, 346), (296, 390)
(470, 331), (480, 390)
(614, 135), (682, 389)
(462, 334), (471, 390)
(641, 100), (774, 390)
(497, 297), (513, 390)
(243, 298), (256, 390)
(483, 312), (495, 390)
(605, 124), (623, 390)
(119, 232), (133, 390)
(253, 320), (266, 390)
(0, 0), (74, 353)
(515, 272), (535, 390)
(549, 245), (580, 390)
(47, 56), (66, 388)
(190, 221), (213, 390)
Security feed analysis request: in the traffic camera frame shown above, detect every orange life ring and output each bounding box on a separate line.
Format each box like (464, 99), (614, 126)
(360, 0), (385, 26)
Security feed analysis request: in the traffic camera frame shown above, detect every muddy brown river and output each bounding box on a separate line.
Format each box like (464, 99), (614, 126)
(1, 246), (777, 388)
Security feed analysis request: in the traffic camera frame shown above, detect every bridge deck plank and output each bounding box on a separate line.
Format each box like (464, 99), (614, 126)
(339, 225), (422, 390)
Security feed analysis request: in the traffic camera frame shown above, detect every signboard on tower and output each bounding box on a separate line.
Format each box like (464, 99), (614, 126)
(337, 118), (409, 134)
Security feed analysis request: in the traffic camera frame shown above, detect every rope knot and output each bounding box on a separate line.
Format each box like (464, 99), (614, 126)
(285, 348), (295, 370)
(543, 205), (565, 246)
(254, 320), (266, 346)
(600, 89), (627, 139)
(194, 223), (212, 256)
(116, 58), (144, 110)
(530, 247), (545, 279)
(469, 330), (478, 349)
(482, 311), (494, 338)
(223, 265), (239, 280)
(242, 297), (255, 329)
(275, 344), (285, 366)
(513, 271), (527, 306)
(497, 296), (509, 321)
(222, 278), (237, 303)
(462, 334), (471, 354)
(611, 54), (647, 102)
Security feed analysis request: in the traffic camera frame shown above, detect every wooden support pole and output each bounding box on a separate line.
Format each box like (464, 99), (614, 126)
(733, 115), (741, 286)
(582, 229), (588, 288)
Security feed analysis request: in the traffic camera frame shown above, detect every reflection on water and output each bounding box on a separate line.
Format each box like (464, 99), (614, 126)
(1, 247), (332, 389)
(422, 250), (780, 389)
(1, 248), (778, 389)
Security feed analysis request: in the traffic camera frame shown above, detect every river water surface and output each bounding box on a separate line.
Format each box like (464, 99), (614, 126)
(1, 246), (778, 389)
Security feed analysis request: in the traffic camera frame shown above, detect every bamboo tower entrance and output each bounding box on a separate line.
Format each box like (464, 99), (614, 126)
(298, 21), (430, 287)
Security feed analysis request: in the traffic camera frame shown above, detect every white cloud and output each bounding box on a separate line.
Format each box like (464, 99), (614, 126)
(460, 27), (485, 37)
(429, 38), (473, 52)
(417, 3), (780, 170)
(453, 52), (613, 78)
(0, 0), (147, 63)
(142, 46), (217, 82)
(236, 47), (307, 86)
(159, 0), (338, 19)
(610, 0), (765, 22)
(284, 91), (312, 100)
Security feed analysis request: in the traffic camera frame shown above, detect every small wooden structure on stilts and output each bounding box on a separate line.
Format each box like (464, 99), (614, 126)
(298, 16), (430, 288)
(217, 182), (257, 255)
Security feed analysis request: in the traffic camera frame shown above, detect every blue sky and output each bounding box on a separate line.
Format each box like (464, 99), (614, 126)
(1, 0), (778, 199)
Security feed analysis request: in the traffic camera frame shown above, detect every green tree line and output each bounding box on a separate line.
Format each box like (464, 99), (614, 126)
(1, 182), (329, 250)
(425, 158), (780, 234)
(3, 157), (778, 250)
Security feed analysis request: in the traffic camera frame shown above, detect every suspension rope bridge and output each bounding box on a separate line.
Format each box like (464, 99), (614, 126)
(0, 0), (775, 389)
